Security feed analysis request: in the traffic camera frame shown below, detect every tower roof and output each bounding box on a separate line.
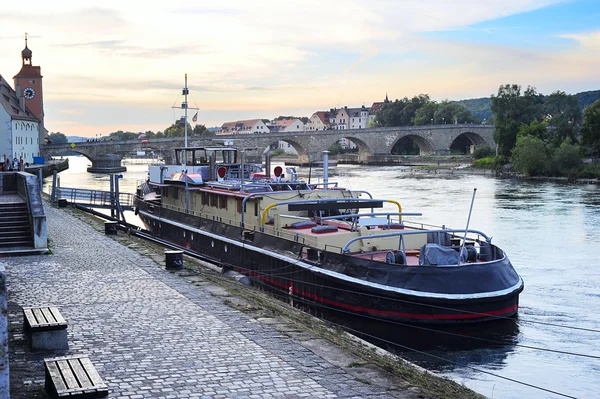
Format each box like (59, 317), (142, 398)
(21, 34), (32, 65)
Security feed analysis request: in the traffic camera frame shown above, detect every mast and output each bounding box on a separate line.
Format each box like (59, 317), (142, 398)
(184, 74), (188, 150)
(172, 74), (199, 165)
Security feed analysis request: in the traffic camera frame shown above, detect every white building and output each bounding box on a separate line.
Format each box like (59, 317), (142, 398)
(218, 119), (269, 134)
(306, 111), (330, 131)
(0, 37), (45, 164)
(0, 76), (40, 164)
(347, 106), (369, 129)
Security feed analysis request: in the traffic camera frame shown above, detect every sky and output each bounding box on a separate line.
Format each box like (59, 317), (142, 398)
(0, 0), (599, 138)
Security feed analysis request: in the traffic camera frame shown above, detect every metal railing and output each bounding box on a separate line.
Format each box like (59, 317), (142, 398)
(56, 187), (135, 210)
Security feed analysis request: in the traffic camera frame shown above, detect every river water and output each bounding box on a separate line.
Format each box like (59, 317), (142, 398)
(45, 156), (600, 399)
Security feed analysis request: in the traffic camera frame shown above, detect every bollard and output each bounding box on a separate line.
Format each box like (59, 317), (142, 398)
(57, 199), (68, 208)
(104, 221), (119, 235)
(165, 250), (184, 270)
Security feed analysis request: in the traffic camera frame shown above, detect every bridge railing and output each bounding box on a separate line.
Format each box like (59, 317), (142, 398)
(56, 187), (135, 209)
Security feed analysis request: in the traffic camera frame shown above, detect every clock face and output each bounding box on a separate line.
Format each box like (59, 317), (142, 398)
(23, 87), (35, 100)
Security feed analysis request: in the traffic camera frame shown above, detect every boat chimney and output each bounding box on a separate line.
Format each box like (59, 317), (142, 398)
(265, 152), (271, 179)
(322, 150), (329, 188)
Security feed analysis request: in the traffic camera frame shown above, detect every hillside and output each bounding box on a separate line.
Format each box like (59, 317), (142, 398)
(453, 89), (600, 122)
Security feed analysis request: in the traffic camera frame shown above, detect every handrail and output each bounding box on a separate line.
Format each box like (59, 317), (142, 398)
(341, 228), (492, 253)
(240, 189), (374, 228)
(318, 211), (421, 230)
(261, 198), (402, 226)
(56, 187), (135, 209)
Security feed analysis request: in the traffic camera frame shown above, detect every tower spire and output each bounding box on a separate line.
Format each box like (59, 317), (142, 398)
(22, 32), (33, 66)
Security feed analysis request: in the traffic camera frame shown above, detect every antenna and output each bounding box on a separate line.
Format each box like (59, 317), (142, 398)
(458, 188), (477, 266)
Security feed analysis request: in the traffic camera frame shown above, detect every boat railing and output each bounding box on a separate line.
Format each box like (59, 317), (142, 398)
(317, 212), (422, 231)
(152, 201), (346, 253)
(341, 228), (492, 253)
(260, 198), (403, 226)
(309, 181), (339, 189)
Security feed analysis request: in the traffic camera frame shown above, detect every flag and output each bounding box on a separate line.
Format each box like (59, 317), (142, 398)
(192, 112), (198, 123)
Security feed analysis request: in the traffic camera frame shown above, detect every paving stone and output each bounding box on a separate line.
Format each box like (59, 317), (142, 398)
(5, 201), (422, 398)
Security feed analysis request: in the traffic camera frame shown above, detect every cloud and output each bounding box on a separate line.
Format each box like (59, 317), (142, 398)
(3, 0), (596, 137)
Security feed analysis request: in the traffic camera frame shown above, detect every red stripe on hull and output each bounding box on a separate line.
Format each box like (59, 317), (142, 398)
(234, 265), (518, 322)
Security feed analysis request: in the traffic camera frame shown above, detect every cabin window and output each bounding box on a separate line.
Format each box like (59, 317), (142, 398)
(254, 202), (259, 217)
(219, 195), (227, 209)
(210, 194), (218, 207)
(163, 187), (168, 198)
(202, 192), (209, 205)
(173, 187), (179, 200)
(237, 199), (243, 213)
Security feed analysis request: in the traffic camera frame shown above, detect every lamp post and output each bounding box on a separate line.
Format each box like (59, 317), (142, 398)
(442, 117), (445, 125)
(431, 118), (434, 125)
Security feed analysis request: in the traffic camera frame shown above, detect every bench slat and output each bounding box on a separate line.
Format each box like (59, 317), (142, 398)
(33, 308), (47, 325)
(79, 357), (107, 388)
(23, 308), (35, 329)
(45, 361), (69, 393)
(69, 358), (93, 389)
(57, 359), (79, 391)
(45, 355), (108, 398)
(41, 307), (57, 326)
(24, 306), (67, 330)
(49, 307), (67, 325)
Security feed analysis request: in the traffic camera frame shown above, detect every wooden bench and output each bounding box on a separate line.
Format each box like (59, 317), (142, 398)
(23, 306), (68, 351)
(45, 355), (108, 398)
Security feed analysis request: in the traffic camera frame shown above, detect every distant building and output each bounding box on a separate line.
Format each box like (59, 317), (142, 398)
(0, 36), (45, 163)
(218, 119), (269, 135)
(329, 107), (351, 130)
(368, 94), (390, 126)
(306, 111), (330, 131)
(347, 106), (369, 129)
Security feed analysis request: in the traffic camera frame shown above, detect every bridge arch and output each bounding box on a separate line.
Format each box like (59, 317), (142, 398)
(449, 131), (488, 154)
(262, 138), (307, 158)
(391, 134), (434, 155)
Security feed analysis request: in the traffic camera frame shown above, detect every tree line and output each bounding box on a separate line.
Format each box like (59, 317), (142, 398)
(485, 84), (600, 179)
(372, 94), (479, 127)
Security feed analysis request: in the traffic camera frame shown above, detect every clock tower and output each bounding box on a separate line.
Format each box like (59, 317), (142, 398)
(13, 33), (45, 142)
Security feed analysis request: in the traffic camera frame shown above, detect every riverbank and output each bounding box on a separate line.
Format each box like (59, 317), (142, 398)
(5, 198), (485, 398)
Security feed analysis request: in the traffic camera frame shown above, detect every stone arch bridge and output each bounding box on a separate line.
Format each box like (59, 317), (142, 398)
(41, 124), (495, 172)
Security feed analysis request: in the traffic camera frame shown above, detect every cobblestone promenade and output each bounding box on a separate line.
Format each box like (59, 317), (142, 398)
(4, 202), (424, 398)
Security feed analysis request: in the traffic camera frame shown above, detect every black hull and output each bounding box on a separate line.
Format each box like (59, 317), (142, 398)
(136, 202), (523, 326)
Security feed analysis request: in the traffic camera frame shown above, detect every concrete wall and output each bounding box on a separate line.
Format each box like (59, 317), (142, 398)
(16, 172), (47, 250)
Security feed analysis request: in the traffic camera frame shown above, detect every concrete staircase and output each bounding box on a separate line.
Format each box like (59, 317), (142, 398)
(0, 202), (33, 249)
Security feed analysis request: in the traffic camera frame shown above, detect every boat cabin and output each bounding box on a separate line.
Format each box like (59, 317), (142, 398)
(174, 147), (238, 166)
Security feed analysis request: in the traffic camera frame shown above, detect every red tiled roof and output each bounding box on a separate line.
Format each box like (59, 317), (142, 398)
(369, 102), (385, 115)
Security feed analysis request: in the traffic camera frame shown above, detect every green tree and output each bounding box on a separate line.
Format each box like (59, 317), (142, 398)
(517, 120), (549, 142)
(413, 102), (438, 125)
(107, 131), (139, 141)
(581, 99), (600, 154)
(434, 101), (479, 125)
(275, 116), (309, 124)
(376, 95), (431, 126)
(551, 139), (581, 179)
(376, 98), (408, 127)
(163, 123), (185, 137)
(192, 124), (213, 136)
(491, 84), (543, 156)
(511, 135), (548, 176)
(47, 132), (68, 144)
(543, 91), (581, 145)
